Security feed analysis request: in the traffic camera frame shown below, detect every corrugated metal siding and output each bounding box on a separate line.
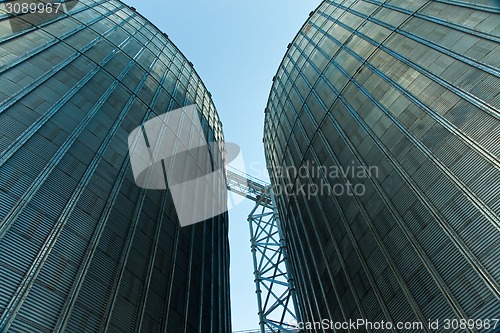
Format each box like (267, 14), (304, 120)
(0, 0), (231, 332)
(264, 0), (500, 330)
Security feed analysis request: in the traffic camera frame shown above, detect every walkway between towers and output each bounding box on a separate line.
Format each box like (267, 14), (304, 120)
(226, 166), (302, 333)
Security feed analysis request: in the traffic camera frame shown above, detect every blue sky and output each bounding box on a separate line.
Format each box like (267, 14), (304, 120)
(121, 0), (321, 330)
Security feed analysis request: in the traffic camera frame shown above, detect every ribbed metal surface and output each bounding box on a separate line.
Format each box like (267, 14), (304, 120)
(264, 0), (499, 331)
(0, 1), (231, 332)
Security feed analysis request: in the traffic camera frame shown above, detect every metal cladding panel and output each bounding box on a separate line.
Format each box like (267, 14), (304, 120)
(264, 0), (500, 330)
(0, 1), (231, 332)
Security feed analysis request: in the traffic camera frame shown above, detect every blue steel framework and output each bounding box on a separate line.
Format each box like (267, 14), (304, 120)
(227, 167), (301, 333)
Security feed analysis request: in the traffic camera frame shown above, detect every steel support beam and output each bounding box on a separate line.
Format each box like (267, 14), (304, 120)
(226, 167), (301, 333)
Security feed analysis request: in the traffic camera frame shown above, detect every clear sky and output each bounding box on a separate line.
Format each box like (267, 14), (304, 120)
(120, 0), (321, 330)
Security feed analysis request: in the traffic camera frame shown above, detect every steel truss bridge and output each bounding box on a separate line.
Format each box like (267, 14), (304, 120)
(226, 166), (302, 333)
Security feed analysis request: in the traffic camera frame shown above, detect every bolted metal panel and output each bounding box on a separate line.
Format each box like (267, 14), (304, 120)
(0, 1), (231, 332)
(264, 0), (500, 331)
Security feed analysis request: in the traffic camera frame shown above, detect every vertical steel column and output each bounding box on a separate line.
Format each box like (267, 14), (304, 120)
(226, 168), (301, 333)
